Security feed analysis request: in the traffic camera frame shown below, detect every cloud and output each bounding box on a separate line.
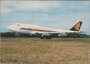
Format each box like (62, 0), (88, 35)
(14, 1), (60, 10)
(1, 1), (14, 15)
(1, 1), (61, 15)
(1, 7), (11, 15)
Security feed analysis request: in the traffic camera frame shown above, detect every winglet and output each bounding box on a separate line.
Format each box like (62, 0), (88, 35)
(70, 21), (82, 31)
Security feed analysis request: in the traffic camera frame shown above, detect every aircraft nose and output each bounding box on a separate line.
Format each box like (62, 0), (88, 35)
(7, 24), (17, 30)
(7, 24), (20, 31)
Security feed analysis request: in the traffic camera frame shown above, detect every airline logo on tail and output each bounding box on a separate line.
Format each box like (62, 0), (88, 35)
(75, 22), (81, 31)
(70, 21), (82, 31)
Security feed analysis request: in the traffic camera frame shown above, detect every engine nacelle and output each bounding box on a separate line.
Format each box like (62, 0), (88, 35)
(58, 33), (67, 37)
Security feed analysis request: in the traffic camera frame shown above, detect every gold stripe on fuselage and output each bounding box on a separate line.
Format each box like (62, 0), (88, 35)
(20, 28), (56, 32)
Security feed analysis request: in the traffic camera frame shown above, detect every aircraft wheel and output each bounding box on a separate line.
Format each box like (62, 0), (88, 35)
(46, 37), (51, 39)
(40, 36), (51, 39)
(40, 37), (44, 39)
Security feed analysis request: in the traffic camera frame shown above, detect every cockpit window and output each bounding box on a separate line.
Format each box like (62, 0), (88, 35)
(15, 24), (20, 26)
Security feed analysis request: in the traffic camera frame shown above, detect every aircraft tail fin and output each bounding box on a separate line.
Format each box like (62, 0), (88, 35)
(70, 21), (82, 31)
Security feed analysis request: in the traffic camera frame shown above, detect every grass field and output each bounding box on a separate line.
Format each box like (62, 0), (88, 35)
(0, 38), (90, 64)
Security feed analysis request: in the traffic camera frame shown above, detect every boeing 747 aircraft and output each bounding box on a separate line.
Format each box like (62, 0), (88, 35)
(7, 21), (82, 39)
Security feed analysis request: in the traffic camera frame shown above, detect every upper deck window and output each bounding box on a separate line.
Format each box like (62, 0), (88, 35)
(15, 23), (20, 26)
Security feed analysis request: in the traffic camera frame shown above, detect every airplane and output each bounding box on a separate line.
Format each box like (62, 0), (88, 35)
(7, 21), (82, 39)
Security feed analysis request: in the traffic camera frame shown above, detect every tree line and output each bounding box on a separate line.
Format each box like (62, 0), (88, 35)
(0, 32), (90, 38)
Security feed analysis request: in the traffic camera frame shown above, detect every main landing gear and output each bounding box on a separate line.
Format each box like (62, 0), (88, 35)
(40, 36), (51, 39)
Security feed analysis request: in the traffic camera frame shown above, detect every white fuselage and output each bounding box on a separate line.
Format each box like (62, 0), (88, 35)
(7, 23), (79, 35)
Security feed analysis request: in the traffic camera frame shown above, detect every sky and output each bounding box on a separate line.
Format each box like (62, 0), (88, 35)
(0, 1), (90, 35)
